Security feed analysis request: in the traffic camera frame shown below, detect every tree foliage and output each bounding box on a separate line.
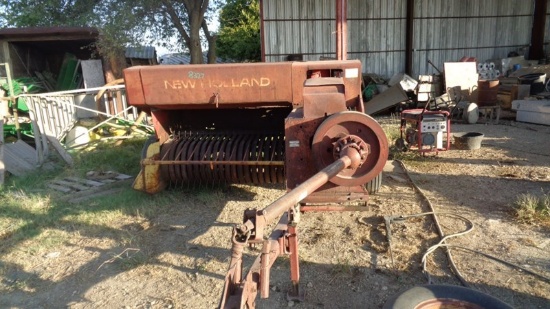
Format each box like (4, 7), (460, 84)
(0, 0), (221, 64)
(0, 0), (100, 27)
(216, 0), (260, 62)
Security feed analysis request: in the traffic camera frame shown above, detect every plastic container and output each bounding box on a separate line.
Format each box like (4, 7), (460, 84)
(453, 132), (484, 150)
(66, 126), (90, 147)
(519, 73), (546, 95)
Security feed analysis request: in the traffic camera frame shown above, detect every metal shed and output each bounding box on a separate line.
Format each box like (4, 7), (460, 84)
(125, 46), (158, 66)
(0, 27), (100, 79)
(261, 0), (549, 78)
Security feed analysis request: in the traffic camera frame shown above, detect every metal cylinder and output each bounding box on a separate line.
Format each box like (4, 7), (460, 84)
(262, 156), (351, 223)
(477, 80), (499, 107)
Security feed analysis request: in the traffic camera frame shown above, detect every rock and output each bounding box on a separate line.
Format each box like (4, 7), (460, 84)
(44, 252), (61, 258)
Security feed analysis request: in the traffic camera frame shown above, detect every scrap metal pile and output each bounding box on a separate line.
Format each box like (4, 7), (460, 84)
(124, 60), (389, 308)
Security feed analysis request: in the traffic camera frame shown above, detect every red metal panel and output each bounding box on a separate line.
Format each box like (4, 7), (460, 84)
(284, 111), (323, 190)
(124, 60), (363, 111)
(124, 62), (294, 109)
(291, 60), (362, 110)
(302, 78), (346, 118)
(123, 67), (146, 108)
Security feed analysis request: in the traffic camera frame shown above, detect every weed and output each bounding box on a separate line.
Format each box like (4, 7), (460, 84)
(331, 258), (352, 275)
(195, 262), (208, 273)
(381, 121), (401, 144)
(9, 278), (33, 292)
(98, 248), (148, 271)
(195, 188), (226, 206)
(511, 191), (550, 225)
(118, 250), (148, 270)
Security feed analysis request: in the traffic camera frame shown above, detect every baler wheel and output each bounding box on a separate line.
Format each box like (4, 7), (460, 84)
(312, 111), (388, 187)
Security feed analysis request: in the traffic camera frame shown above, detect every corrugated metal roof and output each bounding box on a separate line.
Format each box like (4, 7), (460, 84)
(159, 53), (223, 65)
(125, 46), (157, 60)
(0, 26), (99, 40)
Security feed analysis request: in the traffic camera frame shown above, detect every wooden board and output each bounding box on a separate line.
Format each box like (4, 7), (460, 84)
(4, 140), (37, 176)
(46, 135), (74, 166)
(68, 187), (126, 204)
(81, 60), (106, 88)
(365, 85), (408, 115)
(49, 172), (133, 204)
(64, 176), (104, 187)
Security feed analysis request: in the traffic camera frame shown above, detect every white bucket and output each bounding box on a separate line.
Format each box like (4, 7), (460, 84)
(66, 126), (90, 147)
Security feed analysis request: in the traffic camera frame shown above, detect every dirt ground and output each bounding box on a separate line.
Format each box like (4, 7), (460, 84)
(1, 116), (550, 309)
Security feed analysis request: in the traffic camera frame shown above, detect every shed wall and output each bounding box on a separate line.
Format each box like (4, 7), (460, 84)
(413, 0), (534, 76)
(546, 0), (550, 56)
(347, 0), (406, 78)
(263, 0), (335, 61)
(262, 0), (547, 78)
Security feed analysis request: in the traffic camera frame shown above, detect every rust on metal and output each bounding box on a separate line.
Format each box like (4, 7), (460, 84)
(311, 111), (388, 187)
(158, 132), (285, 185)
(132, 140), (167, 194)
(336, 0), (348, 60)
(142, 159), (284, 166)
(220, 134), (375, 308)
(124, 60), (363, 111)
(123, 59), (390, 308)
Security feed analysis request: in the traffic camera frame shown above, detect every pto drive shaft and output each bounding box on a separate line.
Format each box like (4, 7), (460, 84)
(221, 137), (366, 309)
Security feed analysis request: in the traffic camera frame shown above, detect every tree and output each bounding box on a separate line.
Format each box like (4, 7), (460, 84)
(155, 0), (219, 64)
(0, 0), (100, 27)
(216, 0), (260, 62)
(0, 0), (221, 64)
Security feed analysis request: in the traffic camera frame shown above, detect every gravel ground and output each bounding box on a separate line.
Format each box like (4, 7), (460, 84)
(1, 118), (549, 309)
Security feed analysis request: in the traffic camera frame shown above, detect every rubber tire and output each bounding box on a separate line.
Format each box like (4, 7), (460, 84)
(141, 135), (158, 160)
(383, 284), (514, 309)
(365, 172), (382, 195)
(394, 137), (408, 152)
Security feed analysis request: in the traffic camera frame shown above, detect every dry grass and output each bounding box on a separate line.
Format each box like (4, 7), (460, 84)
(511, 191), (550, 225)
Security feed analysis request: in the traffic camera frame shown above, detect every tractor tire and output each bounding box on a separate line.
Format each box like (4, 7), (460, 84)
(383, 284), (513, 309)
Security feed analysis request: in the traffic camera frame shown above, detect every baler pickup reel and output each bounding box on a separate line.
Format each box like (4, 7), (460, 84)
(123, 60), (388, 308)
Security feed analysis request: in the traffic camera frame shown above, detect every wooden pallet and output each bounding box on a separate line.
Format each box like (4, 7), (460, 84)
(49, 172), (133, 203)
